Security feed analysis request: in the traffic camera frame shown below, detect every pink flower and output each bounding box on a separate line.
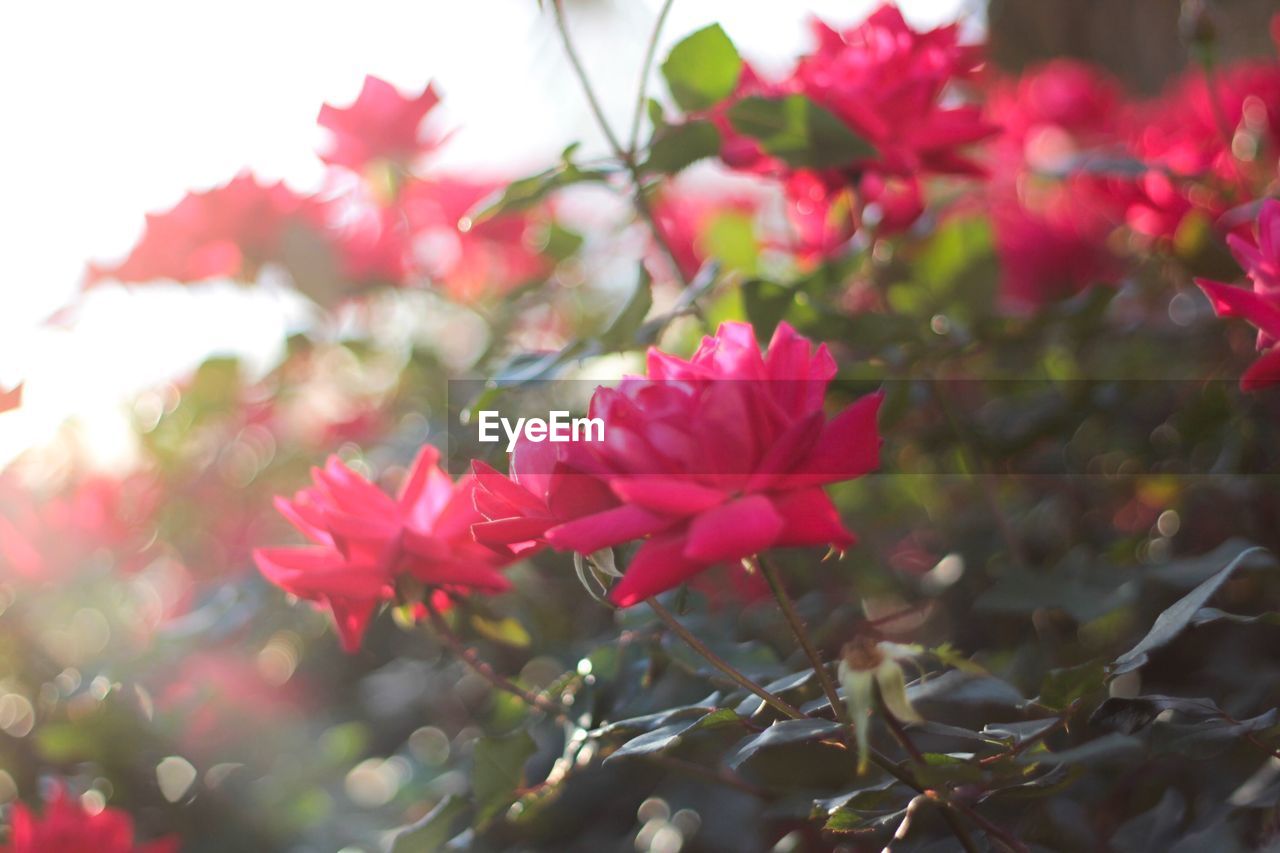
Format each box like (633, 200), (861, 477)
(649, 189), (757, 282)
(318, 76), (445, 173)
(0, 384), (20, 415)
(992, 185), (1120, 309)
(254, 447), (513, 651)
(472, 322), (882, 606)
(792, 6), (993, 180)
(1196, 199), (1280, 390)
(88, 173), (320, 286)
(0, 785), (177, 853)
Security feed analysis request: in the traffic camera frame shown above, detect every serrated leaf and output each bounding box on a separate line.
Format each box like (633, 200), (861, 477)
(726, 94), (873, 169)
(643, 120), (722, 174)
(473, 731), (536, 826)
(1112, 546), (1273, 675)
(661, 24), (742, 111)
(725, 718), (843, 769)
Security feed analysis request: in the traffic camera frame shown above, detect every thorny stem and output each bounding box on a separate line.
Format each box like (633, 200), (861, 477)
(550, 0), (695, 288)
(423, 596), (571, 721)
(646, 597), (805, 719)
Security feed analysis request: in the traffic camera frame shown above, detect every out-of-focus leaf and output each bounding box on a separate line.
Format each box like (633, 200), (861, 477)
(1152, 709), (1279, 758)
(908, 671), (1025, 711)
(469, 615), (532, 648)
(598, 270), (654, 351)
(1014, 733), (1143, 766)
(472, 731), (536, 825)
(982, 718), (1061, 745)
(725, 718), (844, 769)
(1037, 661), (1107, 710)
(1191, 607), (1280, 627)
(911, 753), (984, 788)
(660, 24), (742, 111)
(930, 643), (989, 675)
(473, 144), (610, 222)
(726, 95), (873, 169)
(1112, 546), (1272, 675)
(642, 120), (721, 174)
(389, 796), (471, 853)
(741, 279), (792, 340)
(1089, 695), (1221, 735)
(592, 698), (722, 739)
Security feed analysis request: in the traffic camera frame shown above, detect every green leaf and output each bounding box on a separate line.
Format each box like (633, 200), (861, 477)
(661, 24), (742, 111)
(469, 615), (532, 648)
(726, 95), (873, 169)
(472, 731), (536, 826)
(1037, 661), (1107, 710)
(473, 144), (609, 222)
(642, 120), (722, 174)
(725, 718), (843, 769)
(1112, 546), (1273, 676)
(1014, 733), (1143, 767)
(605, 708), (741, 762)
(599, 270), (654, 351)
(389, 796), (471, 852)
(740, 279), (792, 340)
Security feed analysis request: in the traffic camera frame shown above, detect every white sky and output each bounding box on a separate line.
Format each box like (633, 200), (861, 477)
(0, 0), (979, 467)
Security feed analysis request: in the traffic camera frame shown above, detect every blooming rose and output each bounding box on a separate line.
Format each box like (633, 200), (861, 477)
(318, 75), (445, 173)
(1196, 199), (1280, 390)
(254, 447), (513, 651)
(472, 322), (882, 606)
(0, 786), (177, 853)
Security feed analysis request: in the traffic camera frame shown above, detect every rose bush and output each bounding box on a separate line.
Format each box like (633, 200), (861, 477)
(4, 2), (1280, 851)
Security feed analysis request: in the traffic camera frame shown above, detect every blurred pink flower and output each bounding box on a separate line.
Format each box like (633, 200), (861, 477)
(0, 785), (177, 853)
(1196, 199), (1280, 390)
(318, 76), (445, 173)
(0, 384), (20, 415)
(87, 173), (320, 286)
(254, 447), (513, 651)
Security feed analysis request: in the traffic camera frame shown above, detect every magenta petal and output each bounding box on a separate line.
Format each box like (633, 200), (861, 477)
(472, 516), (553, 546)
(794, 391), (884, 485)
(253, 547), (391, 599)
(770, 488), (857, 549)
(609, 476), (729, 515)
(325, 597), (378, 653)
(545, 504), (671, 554)
(682, 495), (784, 563)
(1242, 346), (1280, 391)
(1196, 278), (1280, 341)
(609, 533), (709, 607)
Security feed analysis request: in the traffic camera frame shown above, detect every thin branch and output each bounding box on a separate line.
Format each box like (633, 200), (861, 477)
(550, 0), (695, 288)
(628, 0), (677, 155)
(423, 597), (571, 721)
(646, 597), (805, 719)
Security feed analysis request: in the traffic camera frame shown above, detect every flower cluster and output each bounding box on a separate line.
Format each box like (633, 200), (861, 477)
(90, 78), (553, 303)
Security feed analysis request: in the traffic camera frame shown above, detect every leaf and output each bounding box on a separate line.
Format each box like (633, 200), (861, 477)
(661, 24), (742, 111)
(911, 753), (984, 788)
(642, 120), (722, 174)
(741, 279), (792, 340)
(982, 718), (1061, 745)
(472, 731), (536, 826)
(598, 270), (654, 351)
(726, 94), (873, 169)
(725, 718), (843, 769)
(605, 708), (741, 762)
(1014, 733), (1143, 767)
(1152, 709), (1279, 758)
(592, 698), (721, 739)
(1089, 695), (1221, 735)
(1037, 661), (1107, 710)
(473, 144), (609, 222)
(1112, 546), (1272, 675)
(930, 643), (989, 676)
(469, 615), (532, 648)
(1191, 607), (1280, 627)
(389, 796), (471, 852)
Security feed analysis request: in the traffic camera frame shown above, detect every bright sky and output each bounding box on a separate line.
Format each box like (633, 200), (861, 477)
(0, 0), (979, 467)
